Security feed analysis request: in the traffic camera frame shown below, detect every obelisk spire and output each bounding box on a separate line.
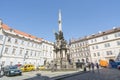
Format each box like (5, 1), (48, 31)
(58, 9), (62, 32)
(0, 19), (3, 28)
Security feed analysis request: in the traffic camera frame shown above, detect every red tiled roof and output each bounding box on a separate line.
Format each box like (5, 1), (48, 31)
(2, 24), (11, 30)
(14, 29), (29, 37)
(1, 24), (43, 41)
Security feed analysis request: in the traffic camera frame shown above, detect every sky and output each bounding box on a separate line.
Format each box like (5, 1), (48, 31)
(0, 0), (120, 42)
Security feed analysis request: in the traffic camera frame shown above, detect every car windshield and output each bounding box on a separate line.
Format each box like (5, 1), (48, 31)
(9, 66), (17, 69)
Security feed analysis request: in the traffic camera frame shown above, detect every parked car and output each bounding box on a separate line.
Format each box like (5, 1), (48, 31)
(3, 65), (22, 76)
(38, 65), (46, 70)
(14, 64), (22, 67)
(115, 61), (120, 70)
(20, 64), (35, 72)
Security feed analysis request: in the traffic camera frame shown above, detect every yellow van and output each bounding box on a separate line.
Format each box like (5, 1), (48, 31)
(99, 60), (108, 67)
(20, 64), (35, 72)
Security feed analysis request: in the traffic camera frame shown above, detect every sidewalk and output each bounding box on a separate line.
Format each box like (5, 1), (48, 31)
(34, 69), (83, 78)
(22, 69), (85, 80)
(50, 70), (88, 80)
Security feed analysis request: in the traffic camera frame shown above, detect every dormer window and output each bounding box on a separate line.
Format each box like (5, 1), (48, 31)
(10, 29), (13, 32)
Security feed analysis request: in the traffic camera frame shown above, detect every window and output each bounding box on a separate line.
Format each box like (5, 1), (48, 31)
(97, 52), (100, 56)
(4, 47), (8, 54)
(7, 37), (11, 42)
(104, 43), (110, 47)
(117, 41), (120, 45)
(103, 36), (108, 40)
(92, 46), (94, 49)
(31, 43), (33, 47)
(27, 42), (30, 46)
(0, 35), (3, 40)
(50, 53), (52, 57)
(96, 45), (98, 49)
(30, 51), (33, 56)
(95, 39), (97, 42)
(26, 51), (28, 54)
(93, 53), (96, 57)
(21, 40), (24, 45)
(15, 39), (18, 44)
(12, 48), (16, 55)
(83, 42), (84, 46)
(35, 52), (36, 56)
(106, 51), (112, 55)
(81, 53), (83, 56)
(19, 50), (23, 55)
(25, 51), (28, 58)
(115, 32), (120, 37)
(87, 52), (89, 56)
(91, 40), (93, 43)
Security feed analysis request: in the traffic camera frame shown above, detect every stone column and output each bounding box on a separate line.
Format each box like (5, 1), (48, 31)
(63, 50), (65, 58)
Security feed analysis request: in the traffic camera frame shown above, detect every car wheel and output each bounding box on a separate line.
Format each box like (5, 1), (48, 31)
(118, 67), (120, 70)
(7, 72), (10, 76)
(19, 73), (22, 76)
(4, 72), (7, 76)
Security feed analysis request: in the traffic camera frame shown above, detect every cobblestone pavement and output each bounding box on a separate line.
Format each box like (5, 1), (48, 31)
(0, 68), (120, 80)
(0, 70), (79, 80)
(61, 68), (120, 80)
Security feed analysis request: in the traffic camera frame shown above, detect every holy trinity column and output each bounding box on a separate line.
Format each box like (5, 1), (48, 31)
(53, 10), (70, 69)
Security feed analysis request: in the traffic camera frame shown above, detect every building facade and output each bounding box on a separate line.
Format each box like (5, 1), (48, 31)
(69, 27), (120, 64)
(69, 37), (91, 63)
(0, 20), (54, 67)
(88, 28), (120, 63)
(41, 40), (54, 65)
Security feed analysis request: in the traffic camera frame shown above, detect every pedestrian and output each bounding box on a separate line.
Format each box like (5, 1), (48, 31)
(88, 62), (91, 71)
(54, 63), (57, 71)
(51, 61), (54, 72)
(0, 63), (4, 76)
(96, 62), (99, 73)
(91, 62), (94, 73)
(0, 64), (2, 76)
(83, 63), (86, 72)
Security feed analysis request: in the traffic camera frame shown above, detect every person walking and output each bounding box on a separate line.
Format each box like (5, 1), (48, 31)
(83, 63), (87, 72)
(0, 64), (2, 77)
(96, 62), (99, 73)
(91, 62), (95, 73)
(51, 61), (55, 72)
(84, 64), (86, 72)
(0, 63), (4, 77)
(88, 62), (91, 71)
